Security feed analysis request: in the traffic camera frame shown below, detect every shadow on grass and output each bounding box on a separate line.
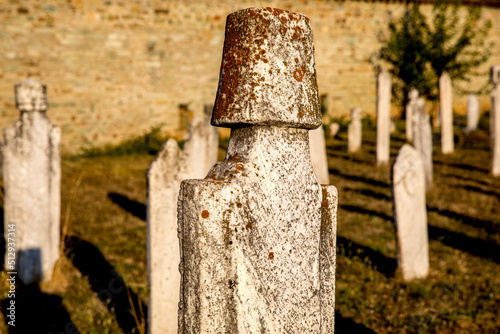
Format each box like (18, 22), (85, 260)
(335, 311), (377, 334)
(326, 150), (375, 167)
(1, 282), (79, 333)
(108, 192), (147, 222)
(341, 187), (391, 202)
(65, 235), (147, 333)
(427, 225), (500, 265)
(337, 236), (397, 278)
(434, 161), (490, 174)
(428, 206), (500, 234)
(329, 168), (390, 188)
(340, 204), (393, 222)
(460, 185), (500, 200)
(440, 172), (497, 188)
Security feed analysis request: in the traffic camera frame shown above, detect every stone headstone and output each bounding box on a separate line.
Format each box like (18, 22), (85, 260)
(348, 107), (362, 153)
(465, 94), (480, 133)
(392, 144), (429, 281)
(147, 108), (219, 334)
(406, 88), (419, 142)
(412, 98), (433, 189)
(178, 8), (338, 333)
(377, 68), (392, 166)
(309, 126), (330, 184)
(2, 79), (61, 285)
(491, 66), (500, 177)
(439, 72), (454, 154)
(329, 122), (340, 138)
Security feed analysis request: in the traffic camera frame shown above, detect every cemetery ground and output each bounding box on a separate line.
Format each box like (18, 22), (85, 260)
(0, 114), (499, 333)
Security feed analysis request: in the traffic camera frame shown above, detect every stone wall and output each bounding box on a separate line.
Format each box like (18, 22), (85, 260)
(1, 0), (499, 153)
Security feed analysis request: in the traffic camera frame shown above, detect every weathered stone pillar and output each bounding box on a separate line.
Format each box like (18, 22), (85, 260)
(465, 94), (480, 133)
(178, 8), (337, 333)
(491, 66), (500, 177)
(348, 107), (362, 153)
(439, 72), (454, 154)
(310, 126), (330, 184)
(406, 88), (418, 142)
(147, 106), (218, 334)
(412, 98), (433, 190)
(377, 68), (391, 166)
(2, 79), (61, 285)
(392, 144), (429, 281)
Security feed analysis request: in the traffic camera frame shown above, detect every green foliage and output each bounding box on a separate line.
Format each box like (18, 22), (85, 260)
(373, 0), (492, 106)
(81, 127), (168, 157)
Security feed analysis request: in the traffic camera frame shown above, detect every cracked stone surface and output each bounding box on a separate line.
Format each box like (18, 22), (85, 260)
(2, 79), (60, 285)
(178, 7), (337, 333)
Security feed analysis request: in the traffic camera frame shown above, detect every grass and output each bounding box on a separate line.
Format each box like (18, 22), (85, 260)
(0, 113), (499, 333)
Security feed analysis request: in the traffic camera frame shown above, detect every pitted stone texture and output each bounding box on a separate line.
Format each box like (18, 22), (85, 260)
(3, 81), (60, 285)
(212, 7), (321, 129)
(465, 94), (480, 133)
(309, 126), (330, 184)
(412, 98), (433, 190)
(15, 78), (48, 112)
(392, 144), (429, 281)
(376, 69), (391, 166)
(406, 88), (419, 142)
(439, 72), (454, 154)
(491, 85), (500, 177)
(348, 107), (362, 153)
(178, 126), (337, 333)
(147, 113), (218, 334)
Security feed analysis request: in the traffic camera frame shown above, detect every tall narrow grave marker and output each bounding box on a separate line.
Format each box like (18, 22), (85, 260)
(491, 66), (500, 177)
(439, 72), (454, 154)
(412, 98), (433, 189)
(465, 94), (480, 133)
(406, 88), (418, 142)
(178, 8), (337, 333)
(2, 79), (61, 285)
(348, 107), (362, 153)
(377, 69), (391, 166)
(310, 125), (330, 184)
(392, 144), (429, 281)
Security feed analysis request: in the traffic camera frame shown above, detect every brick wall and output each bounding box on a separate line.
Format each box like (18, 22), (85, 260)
(1, 0), (499, 153)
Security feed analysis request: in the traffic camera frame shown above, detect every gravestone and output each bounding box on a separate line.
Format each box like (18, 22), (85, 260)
(310, 126), (330, 184)
(412, 98), (433, 190)
(491, 66), (500, 176)
(406, 88), (418, 142)
(439, 72), (454, 154)
(392, 144), (429, 281)
(2, 79), (61, 285)
(329, 122), (340, 138)
(465, 94), (480, 133)
(147, 108), (218, 334)
(377, 68), (391, 166)
(348, 107), (362, 153)
(178, 7), (338, 333)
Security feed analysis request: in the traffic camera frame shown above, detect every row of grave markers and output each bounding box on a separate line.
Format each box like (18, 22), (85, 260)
(3, 7), (500, 334)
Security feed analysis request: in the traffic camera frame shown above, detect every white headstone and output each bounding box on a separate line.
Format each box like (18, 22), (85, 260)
(465, 94), (480, 133)
(406, 88), (419, 142)
(491, 66), (500, 177)
(147, 107), (219, 334)
(2, 79), (61, 285)
(439, 72), (454, 154)
(310, 126), (330, 184)
(412, 98), (433, 189)
(392, 144), (429, 281)
(178, 8), (337, 333)
(348, 107), (362, 153)
(329, 122), (340, 138)
(377, 69), (392, 166)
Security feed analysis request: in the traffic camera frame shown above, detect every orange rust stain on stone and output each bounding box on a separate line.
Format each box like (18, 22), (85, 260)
(268, 252), (274, 260)
(245, 221), (253, 230)
(330, 242), (334, 247)
(228, 153), (241, 162)
(201, 210), (210, 218)
(297, 111), (304, 118)
(323, 200), (329, 208)
(293, 68), (305, 82)
(235, 163), (244, 171)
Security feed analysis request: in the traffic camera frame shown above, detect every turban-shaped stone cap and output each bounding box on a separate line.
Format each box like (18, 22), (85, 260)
(212, 7), (321, 129)
(15, 78), (48, 112)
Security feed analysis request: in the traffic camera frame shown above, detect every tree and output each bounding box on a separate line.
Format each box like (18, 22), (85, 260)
(373, 0), (492, 107)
